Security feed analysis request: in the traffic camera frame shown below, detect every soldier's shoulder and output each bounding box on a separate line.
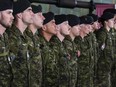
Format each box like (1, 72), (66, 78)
(96, 27), (106, 36)
(24, 29), (33, 38)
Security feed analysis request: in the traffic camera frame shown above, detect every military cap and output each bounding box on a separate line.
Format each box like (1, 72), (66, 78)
(0, 0), (13, 11)
(100, 12), (114, 21)
(13, 0), (31, 15)
(103, 8), (116, 14)
(55, 14), (67, 25)
(87, 14), (98, 22)
(43, 12), (54, 25)
(31, 5), (42, 13)
(67, 14), (80, 27)
(80, 15), (94, 24)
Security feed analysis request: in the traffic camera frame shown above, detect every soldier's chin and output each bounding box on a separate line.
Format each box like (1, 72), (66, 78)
(37, 25), (42, 29)
(7, 23), (12, 28)
(110, 26), (113, 29)
(30, 19), (33, 24)
(28, 21), (33, 24)
(5, 25), (11, 28)
(40, 23), (43, 27)
(2, 23), (11, 28)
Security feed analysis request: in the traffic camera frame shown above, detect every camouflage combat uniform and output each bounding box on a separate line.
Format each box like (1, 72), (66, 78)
(8, 25), (30, 87)
(75, 35), (94, 87)
(0, 32), (13, 87)
(96, 28), (113, 87)
(25, 29), (42, 87)
(38, 34), (58, 87)
(91, 32), (99, 87)
(62, 36), (78, 87)
(110, 28), (116, 87)
(87, 32), (100, 87)
(49, 35), (71, 87)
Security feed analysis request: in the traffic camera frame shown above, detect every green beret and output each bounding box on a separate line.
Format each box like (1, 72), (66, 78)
(55, 14), (67, 25)
(13, 0), (31, 15)
(31, 5), (42, 13)
(101, 12), (114, 22)
(103, 9), (116, 14)
(88, 14), (98, 22)
(0, 0), (13, 11)
(80, 15), (94, 24)
(67, 14), (80, 27)
(43, 12), (54, 25)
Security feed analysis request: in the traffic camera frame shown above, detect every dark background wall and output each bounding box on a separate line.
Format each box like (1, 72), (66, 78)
(33, 0), (116, 16)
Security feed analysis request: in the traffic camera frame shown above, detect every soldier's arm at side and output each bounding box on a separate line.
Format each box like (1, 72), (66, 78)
(96, 31), (106, 48)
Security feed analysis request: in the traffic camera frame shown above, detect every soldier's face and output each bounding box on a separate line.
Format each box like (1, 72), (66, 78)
(114, 15), (116, 29)
(107, 18), (114, 28)
(86, 24), (93, 32)
(81, 24), (89, 34)
(33, 12), (45, 29)
(71, 25), (80, 36)
(79, 24), (84, 33)
(60, 21), (71, 35)
(114, 22), (116, 29)
(79, 24), (87, 36)
(45, 19), (57, 35)
(0, 9), (14, 28)
(22, 7), (34, 25)
(92, 21), (100, 30)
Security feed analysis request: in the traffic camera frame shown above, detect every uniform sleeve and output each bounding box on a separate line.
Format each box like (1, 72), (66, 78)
(8, 35), (18, 56)
(96, 31), (106, 48)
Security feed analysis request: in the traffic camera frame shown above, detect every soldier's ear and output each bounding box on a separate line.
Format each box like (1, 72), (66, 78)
(42, 25), (47, 31)
(16, 13), (22, 19)
(56, 25), (60, 30)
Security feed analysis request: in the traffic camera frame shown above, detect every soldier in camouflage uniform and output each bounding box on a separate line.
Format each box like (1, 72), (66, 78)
(38, 12), (57, 87)
(103, 9), (116, 87)
(88, 14), (100, 87)
(0, 0), (14, 86)
(76, 16), (94, 87)
(63, 14), (80, 87)
(7, 0), (34, 87)
(26, 4), (45, 87)
(96, 12), (114, 87)
(83, 16), (95, 87)
(111, 17), (116, 87)
(54, 14), (71, 87)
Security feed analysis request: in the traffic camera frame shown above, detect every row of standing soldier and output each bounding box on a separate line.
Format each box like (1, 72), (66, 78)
(0, 0), (116, 87)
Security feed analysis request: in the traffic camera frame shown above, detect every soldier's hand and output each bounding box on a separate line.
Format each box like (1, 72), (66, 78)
(77, 50), (80, 57)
